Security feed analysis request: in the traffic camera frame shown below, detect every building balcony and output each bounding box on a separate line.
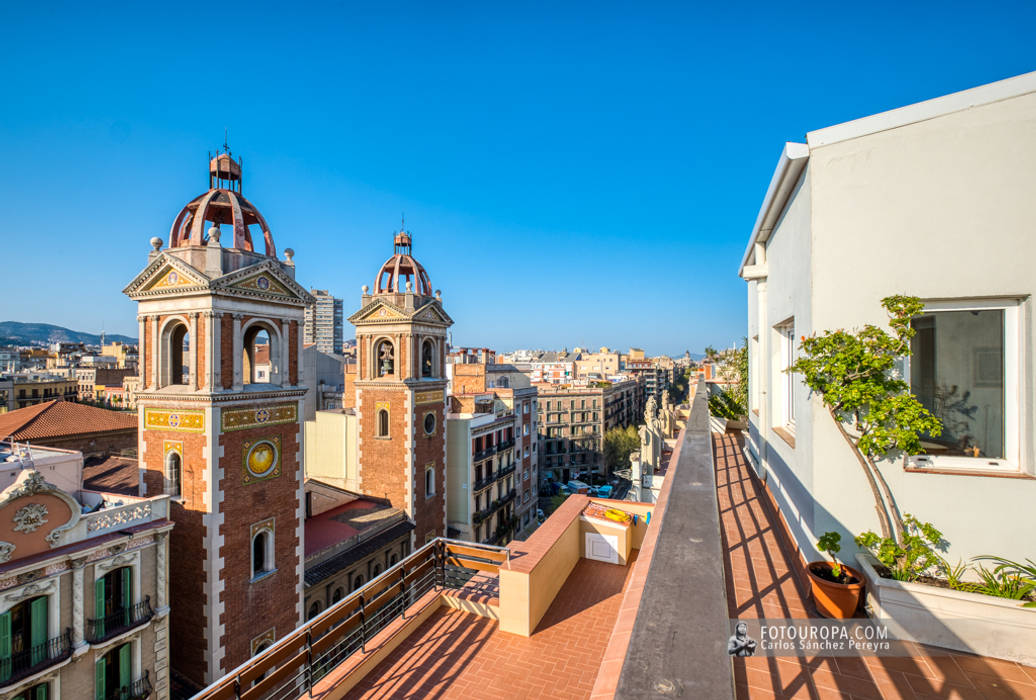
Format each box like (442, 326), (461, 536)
(103, 671), (152, 700)
(473, 446), (496, 461)
(473, 473), (495, 491)
(496, 463), (516, 480)
(86, 597), (154, 644)
(497, 438), (515, 451)
(0, 629), (72, 688)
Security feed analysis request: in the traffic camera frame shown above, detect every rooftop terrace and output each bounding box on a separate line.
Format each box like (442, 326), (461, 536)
(192, 382), (1035, 699)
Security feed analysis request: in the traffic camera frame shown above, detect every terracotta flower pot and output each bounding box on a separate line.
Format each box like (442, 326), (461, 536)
(806, 562), (865, 619)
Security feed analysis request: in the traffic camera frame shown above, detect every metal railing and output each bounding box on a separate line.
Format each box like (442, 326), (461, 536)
(496, 463), (516, 479)
(497, 438), (515, 451)
(194, 538), (508, 700)
(104, 671), (153, 700)
(0, 629), (72, 686)
(87, 597), (154, 643)
(474, 446), (496, 460)
(473, 472), (495, 491)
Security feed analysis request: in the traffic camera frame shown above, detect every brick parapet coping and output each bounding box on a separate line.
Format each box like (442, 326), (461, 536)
(504, 493), (590, 574)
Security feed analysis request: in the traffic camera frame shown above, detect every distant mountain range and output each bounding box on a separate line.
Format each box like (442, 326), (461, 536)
(0, 322), (136, 347)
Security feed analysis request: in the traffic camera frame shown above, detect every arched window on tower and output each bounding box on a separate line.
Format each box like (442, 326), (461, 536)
(251, 528), (274, 579)
(375, 340), (394, 377)
(162, 321), (190, 386)
(243, 325), (275, 385)
(377, 409), (389, 437)
(421, 339), (435, 378)
(165, 451), (182, 497)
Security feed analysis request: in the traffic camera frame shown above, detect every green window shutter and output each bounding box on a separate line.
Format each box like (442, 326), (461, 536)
(120, 568), (132, 626)
(118, 643), (131, 690)
(29, 597), (47, 665)
(35, 684), (49, 700)
(0, 610), (10, 683)
(95, 656), (106, 700)
(95, 577), (106, 639)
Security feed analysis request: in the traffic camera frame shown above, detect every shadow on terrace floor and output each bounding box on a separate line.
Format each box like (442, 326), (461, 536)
(349, 551), (636, 699)
(715, 431), (1036, 700)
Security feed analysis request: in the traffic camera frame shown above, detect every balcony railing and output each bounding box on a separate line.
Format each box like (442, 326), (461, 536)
(473, 472), (495, 491)
(87, 597), (154, 644)
(474, 446), (496, 460)
(195, 538), (508, 700)
(0, 629), (72, 687)
(496, 463), (516, 479)
(497, 438), (515, 451)
(103, 671), (153, 700)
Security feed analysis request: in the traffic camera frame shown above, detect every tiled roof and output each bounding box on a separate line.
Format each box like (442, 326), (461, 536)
(83, 455), (139, 496)
(304, 520), (414, 586)
(0, 400), (137, 442)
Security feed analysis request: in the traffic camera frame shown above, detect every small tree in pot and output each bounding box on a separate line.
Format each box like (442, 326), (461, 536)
(791, 296), (943, 616)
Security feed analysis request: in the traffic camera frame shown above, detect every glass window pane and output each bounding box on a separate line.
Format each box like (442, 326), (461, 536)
(911, 310), (1004, 458)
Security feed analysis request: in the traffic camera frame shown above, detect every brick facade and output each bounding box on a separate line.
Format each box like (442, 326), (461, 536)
(217, 416), (301, 672)
(411, 398), (446, 541)
(142, 425), (210, 682)
(357, 389), (409, 507)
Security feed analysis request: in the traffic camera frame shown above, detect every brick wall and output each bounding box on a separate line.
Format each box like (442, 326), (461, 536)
(217, 417), (301, 674)
(357, 389), (409, 509)
(142, 425), (210, 684)
(221, 315), (234, 389)
(412, 400), (446, 540)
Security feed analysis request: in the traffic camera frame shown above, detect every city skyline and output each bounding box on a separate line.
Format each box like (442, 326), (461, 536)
(2, 2), (1034, 355)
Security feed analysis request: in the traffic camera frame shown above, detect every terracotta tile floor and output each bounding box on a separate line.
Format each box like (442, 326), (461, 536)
(714, 432), (1036, 700)
(347, 551), (637, 699)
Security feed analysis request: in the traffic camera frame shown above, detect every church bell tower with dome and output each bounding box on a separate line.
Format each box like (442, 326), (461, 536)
(123, 147), (312, 688)
(348, 224), (452, 545)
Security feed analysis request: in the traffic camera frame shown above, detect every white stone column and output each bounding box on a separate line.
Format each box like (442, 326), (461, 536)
(189, 312), (200, 391)
(150, 314), (160, 389)
(137, 315), (146, 385)
(71, 558), (87, 652)
(232, 314), (243, 390)
(156, 531), (169, 614)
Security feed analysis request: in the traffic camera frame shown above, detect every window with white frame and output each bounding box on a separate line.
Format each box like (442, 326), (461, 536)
(907, 299), (1020, 471)
(424, 464), (435, 498)
(774, 319), (796, 431)
(251, 524), (275, 579)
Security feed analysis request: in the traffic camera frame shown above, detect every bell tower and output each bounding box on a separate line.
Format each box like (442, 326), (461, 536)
(124, 148), (313, 689)
(348, 224), (452, 545)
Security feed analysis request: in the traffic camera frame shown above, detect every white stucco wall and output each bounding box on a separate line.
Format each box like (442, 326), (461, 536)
(802, 88), (1036, 565)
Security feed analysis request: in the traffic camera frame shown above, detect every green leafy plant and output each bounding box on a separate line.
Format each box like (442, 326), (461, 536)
(973, 556), (1036, 607)
(973, 566), (1036, 602)
(936, 557), (976, 593)
(855, 514), (945, 582)
(816, 531), (843, 579)
(791, 296), (942, 545)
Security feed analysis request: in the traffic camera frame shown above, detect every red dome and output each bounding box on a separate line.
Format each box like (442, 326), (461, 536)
(167, 151), (276, 256)
(374, 226), (432, 295)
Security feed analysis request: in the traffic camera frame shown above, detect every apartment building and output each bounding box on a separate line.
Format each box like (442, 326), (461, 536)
(7, 374), (77, 411)
(304, 288), (344, 355)
(75, 368), (135, 403)
(626, 359), (673, 407)
(0, 443), (172, 700)
(536, 378), (641, 484)
(446, 361), (539, 540)
(739, 71), (1036, 565)
(529, 350), (579, 384)
(574, 347), (621, 378)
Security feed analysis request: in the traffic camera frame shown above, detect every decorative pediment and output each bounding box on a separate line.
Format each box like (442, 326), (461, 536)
(348, 299), (408, 324)
(348, 298), (453, 327)
(123, 254), (209, 298)
(0, 469), (82, 562)
(213, 260), (314, 305)
(413, 301), (454, 326)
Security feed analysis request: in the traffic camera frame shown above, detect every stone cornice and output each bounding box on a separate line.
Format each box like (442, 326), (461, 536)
(135, 388), (307, 403)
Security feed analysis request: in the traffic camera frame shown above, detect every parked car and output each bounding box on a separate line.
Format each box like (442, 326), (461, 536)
(596, 485), (613, 498)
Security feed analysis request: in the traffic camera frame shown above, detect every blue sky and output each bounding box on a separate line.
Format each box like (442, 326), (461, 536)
(1, 2), (1033, 355)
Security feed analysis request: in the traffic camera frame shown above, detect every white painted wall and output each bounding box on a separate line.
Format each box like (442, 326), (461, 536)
(746, 82), (1036, 566)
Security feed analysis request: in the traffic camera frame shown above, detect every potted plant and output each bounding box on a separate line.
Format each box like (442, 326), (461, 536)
(807, 532), (865, 618)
